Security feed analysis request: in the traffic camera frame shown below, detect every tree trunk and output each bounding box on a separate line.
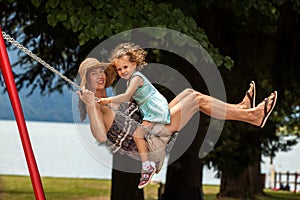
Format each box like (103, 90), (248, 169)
(248, 159), (265, 196)
(219, 169), (249, 198)
(162, 160), (204, 200)
(111, 153), (144, 200)
(161, 113), (209, 200)
(219, 157), (264, 199)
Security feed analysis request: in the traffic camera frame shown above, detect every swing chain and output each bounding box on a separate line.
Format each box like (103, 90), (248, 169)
(1, 31), (81, 90)
(2, 31), (153, 135)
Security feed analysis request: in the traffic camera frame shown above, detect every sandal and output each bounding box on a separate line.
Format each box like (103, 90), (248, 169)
(246, 80), (256, 108)
(260, 91), (277, 128)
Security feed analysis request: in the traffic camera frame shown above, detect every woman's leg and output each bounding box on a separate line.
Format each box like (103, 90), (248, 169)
(168, 81), (255, 110)
(165, 89), (277, 133)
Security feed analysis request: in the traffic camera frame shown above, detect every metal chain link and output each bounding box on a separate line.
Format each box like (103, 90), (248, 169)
(1, 31), (153, 134)
(2, 31), (81, 90)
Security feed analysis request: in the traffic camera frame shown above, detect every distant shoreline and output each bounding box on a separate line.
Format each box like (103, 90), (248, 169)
(1, 120), (299, 188)
(0, 118), (75, 124)
(0, 120), (220, 185)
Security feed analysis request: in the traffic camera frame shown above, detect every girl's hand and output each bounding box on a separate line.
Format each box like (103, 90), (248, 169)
(97, 98), (111, 106)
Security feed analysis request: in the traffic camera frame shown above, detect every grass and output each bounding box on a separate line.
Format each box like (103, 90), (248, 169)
(202, 184), (300, 200)
(0, 175), (110, 200)
(0, 175), (299, 200)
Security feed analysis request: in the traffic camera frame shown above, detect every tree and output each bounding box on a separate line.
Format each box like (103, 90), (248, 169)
(0, 0), (231, 199)
(180, 0), (300, 198)
(0, 0), (231, 95)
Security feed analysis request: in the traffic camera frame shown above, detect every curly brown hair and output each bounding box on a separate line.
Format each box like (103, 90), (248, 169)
(109, 42), (147, 69)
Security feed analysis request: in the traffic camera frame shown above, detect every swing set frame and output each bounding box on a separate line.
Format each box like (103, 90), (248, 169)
(0, 28), (46, 199)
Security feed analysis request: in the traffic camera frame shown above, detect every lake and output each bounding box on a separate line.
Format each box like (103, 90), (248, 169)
(0, 120), (299, 189)
(0, 120), (219, 184)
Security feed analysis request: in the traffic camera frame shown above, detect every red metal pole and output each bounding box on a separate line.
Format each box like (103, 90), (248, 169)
(0, 28), (46, 199)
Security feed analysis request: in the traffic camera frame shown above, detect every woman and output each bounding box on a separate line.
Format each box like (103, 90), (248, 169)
(76, 57), (277, 188)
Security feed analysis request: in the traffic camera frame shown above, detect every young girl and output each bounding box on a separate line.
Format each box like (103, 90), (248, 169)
(98, 43), (170, 189)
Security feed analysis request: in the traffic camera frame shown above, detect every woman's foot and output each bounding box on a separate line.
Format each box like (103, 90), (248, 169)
(238, 81), (256, 109)
(252, 91), (277, 127)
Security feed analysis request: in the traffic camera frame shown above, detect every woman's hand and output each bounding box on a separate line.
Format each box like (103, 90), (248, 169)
(76, 86), (96, 106)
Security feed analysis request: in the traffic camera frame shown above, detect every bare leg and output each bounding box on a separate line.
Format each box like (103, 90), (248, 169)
(166, 89), (202, 133)
(133, 121), (154, 162)
(236, 81), (255, 109)
(169, 81), (255, 110)
(134, 121), (157, 189)
(165, 89), (277, 133)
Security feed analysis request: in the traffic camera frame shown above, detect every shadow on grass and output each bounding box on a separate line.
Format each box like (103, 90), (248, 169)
(258, 190), (300, 200)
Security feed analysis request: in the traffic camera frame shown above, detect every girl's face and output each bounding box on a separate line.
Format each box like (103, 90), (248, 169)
(114, 55), (137, 80)
(86, 67), (106, 91)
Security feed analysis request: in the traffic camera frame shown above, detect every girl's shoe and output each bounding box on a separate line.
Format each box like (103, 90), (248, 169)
(138, 165), (156, 189)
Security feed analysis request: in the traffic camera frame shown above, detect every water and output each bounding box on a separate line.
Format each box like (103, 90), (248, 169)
(0, 120), (220, 184)
(1, 120), (300, 190)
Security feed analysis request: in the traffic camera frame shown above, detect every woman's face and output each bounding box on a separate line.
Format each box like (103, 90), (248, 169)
(114, 55), (137, 80)
(86, 67), (106, 91)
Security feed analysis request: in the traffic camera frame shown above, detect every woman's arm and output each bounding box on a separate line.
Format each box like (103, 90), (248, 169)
(98, 76), (143, 105)
(86, 103), (107, 142)
(77, 88), (107, 142)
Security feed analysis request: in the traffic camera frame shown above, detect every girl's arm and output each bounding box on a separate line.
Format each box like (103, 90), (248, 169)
(98, 76), (143, 105)
(77, 88), (107, 142)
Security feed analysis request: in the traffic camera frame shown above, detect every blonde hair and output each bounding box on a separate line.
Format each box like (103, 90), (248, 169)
(109, 42), (147, 69)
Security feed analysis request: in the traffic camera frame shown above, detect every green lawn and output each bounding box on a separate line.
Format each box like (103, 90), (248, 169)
(0, 175), (299, 200)
(202, 184), (300, 200)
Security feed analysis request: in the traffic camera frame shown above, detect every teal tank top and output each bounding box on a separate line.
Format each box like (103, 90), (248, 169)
(129, 71), (170, 124)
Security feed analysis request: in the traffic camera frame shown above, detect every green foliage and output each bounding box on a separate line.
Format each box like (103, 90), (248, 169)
(206, 0), (288, 20)
(41, 0), (232, 67)
(31, 0), (42, 7)
(0, 0), (235, 95)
